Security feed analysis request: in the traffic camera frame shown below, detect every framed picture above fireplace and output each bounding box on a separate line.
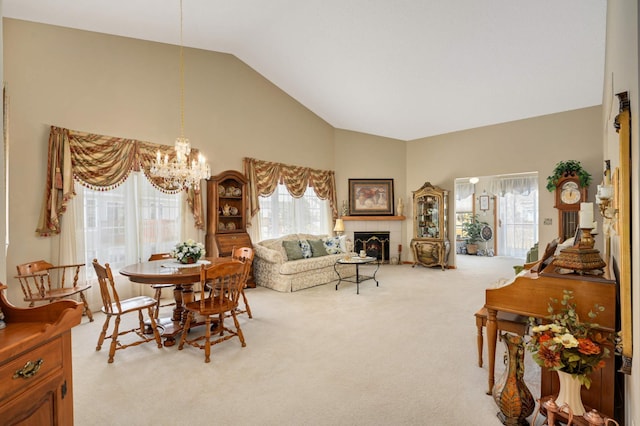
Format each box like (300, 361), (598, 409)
(348, 178), (394, 216)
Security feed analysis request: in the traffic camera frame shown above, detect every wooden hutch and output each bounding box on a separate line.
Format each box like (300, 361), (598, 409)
(205, 170), (254, 285)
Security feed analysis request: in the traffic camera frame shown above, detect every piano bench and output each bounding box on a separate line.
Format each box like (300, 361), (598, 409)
(474, 307), (529, 368)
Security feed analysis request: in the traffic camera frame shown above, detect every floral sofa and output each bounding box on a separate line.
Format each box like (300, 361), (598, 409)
(253, 233), (353, 292)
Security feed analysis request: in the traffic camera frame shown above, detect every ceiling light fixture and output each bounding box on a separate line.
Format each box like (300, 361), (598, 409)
(151, 0), (210, 190)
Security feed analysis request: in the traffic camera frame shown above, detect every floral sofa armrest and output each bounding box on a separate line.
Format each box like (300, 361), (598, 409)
(254, 244), (285, 264)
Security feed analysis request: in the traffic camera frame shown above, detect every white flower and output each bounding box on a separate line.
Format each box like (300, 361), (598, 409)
(553, 333), (579, 349)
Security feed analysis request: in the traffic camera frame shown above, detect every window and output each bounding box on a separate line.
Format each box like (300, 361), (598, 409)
(455, 194), (473, 238)
(81, 172), (182, 275)
(258, 183), (331, 239)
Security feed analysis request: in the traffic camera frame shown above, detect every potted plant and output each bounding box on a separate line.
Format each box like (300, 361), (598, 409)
(461, 214), (489, 255)
(546, 160), (592, 192)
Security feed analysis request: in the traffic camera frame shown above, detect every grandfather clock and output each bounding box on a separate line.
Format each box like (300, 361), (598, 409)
(554, 175), (588, 242)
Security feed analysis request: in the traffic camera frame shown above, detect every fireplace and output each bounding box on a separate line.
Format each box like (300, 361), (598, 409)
(354, 232), (390, 262)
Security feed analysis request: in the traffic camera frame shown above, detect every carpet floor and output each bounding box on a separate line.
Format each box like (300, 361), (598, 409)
(71, 255), (542, 425)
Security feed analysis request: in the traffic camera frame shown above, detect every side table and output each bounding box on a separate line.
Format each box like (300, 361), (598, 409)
(334, 256), (380, 294)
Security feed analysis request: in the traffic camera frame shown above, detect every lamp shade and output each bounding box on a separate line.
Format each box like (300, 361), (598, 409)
(333, 219), (345, 233)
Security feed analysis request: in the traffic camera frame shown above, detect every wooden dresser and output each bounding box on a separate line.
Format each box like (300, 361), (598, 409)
(0, 284), (82, 425)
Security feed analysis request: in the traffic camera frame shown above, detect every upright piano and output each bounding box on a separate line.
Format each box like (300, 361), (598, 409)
(485, 260), (618, 418)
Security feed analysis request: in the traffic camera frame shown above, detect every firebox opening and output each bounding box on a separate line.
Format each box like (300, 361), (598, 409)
(354, 232), (390, 262)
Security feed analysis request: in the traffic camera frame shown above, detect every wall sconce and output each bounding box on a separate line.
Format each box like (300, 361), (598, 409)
(596, 184), (617, 219)
(333, 218), (345, 236)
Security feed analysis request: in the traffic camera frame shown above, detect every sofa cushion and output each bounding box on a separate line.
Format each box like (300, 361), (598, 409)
(300, 240), (313, 258)
(308, 239), (328, 257)
(323, 235), (347, 254)
(283, 240), (304, 260)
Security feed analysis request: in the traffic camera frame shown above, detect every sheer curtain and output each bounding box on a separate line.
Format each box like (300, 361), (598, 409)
(491, 174), (539, 258)
(62, 173), (203, 309)
(257, 184), (332, 240)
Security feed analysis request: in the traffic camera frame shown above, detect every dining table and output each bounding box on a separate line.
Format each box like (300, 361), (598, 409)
(120, 256), (230, 346)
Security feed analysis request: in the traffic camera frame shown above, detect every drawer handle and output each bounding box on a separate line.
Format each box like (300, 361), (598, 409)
(13, 359), (44, 379)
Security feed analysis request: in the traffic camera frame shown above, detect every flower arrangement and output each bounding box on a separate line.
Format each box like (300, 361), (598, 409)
(527, 290), (609, 388)
(171, 239), (206, 264)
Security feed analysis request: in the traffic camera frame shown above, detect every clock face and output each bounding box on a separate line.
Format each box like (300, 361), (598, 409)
(560, 181), (581, 204)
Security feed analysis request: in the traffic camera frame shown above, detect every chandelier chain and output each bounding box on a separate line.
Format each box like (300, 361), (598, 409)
(179, 0), (185, 138)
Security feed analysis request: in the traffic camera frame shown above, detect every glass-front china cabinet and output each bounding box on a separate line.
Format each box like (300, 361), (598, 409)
(410, 182), (450, 270)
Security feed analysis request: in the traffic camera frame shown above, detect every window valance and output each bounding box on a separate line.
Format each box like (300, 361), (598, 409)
(243, 157), (338, 219)
(488, 174), (538, 196)
(36, 126), (204, 236)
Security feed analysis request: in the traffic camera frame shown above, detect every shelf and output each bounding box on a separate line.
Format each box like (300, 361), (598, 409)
(341, 215), (406, 221)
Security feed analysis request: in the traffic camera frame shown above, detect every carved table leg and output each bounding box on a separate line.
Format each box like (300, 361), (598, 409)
(486, 307), (498, 395)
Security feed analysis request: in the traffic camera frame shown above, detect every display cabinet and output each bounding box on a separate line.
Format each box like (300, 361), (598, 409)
(205, 170), (253, 272)
(410, 182), (450, 270)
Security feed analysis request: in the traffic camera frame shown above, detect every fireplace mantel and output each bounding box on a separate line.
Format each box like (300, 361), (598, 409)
(341, 215), (406, 221)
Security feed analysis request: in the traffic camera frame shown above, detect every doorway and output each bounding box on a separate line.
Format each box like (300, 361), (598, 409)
(454, 173), (539, 259)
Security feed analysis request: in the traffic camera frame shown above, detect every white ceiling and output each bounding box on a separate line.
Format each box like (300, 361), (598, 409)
(3, 0), (607, 141)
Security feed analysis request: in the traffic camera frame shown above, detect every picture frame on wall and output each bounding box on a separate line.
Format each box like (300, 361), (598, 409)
(348, 178), (394, 216)
(479, 194), (490, 211)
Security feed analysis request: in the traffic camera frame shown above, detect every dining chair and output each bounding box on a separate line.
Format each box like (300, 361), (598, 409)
(15, 260), (94, 322)
(148, 253), (176, 318)
(92, 259), (163, 363)
(179, 261), (247, 363)
(230, 246), (254, 318)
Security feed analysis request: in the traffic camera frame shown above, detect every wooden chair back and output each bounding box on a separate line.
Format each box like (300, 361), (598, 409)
(148, 253), (173, 261)
(198, 261), (245, 314)
(15, 260), (88, 312)
(15, 261), (54, 301)
(231, 246), (254, 284)
(92, 259), (122, 314)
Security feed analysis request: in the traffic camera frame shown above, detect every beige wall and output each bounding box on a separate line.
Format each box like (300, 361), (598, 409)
(406, 106), (604, 266)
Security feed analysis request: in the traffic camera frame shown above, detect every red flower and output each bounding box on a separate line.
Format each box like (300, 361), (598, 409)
(577, 338), (601, 355)
(538, 345), (561, 368)
(539, 334), (553, 344)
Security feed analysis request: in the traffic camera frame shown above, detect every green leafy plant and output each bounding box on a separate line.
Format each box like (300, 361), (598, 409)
(546, 160), (592, 192)
(526, 290), (609, 388)
(461, 214), (489, 244)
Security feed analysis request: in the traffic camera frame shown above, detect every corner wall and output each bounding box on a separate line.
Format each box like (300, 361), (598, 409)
(406, 106), (603, 266)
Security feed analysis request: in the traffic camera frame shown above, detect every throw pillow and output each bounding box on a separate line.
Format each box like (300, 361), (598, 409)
(300, 240), (313, 259)
(282, 240), (304, 261)
(323, 236), (344, 254)
(308, 239), (328, 257)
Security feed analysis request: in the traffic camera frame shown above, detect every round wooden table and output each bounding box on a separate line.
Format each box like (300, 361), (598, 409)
(120, 257), (229, 346)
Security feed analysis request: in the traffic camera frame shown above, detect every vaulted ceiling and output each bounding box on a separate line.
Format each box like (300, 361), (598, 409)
(3, 0), (607, 140)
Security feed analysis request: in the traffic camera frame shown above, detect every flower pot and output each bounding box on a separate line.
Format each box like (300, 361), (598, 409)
(555, 370), (586, 416)
(466, 243), (478, 255)
(180, 256), (198, 264)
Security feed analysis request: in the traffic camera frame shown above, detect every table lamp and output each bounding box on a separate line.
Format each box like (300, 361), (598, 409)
(334, 219), (345, 236)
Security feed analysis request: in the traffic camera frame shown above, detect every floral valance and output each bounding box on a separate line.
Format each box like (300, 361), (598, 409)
(243, 157), (338, 219)
(36, 126), (204, 236)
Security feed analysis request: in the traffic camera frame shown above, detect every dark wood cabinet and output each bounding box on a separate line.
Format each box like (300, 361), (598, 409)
(0, 284), (82, 425)
(205, 170), (254, 285)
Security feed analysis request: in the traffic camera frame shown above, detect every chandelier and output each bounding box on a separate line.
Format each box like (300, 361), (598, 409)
(151, 0), (210, 190)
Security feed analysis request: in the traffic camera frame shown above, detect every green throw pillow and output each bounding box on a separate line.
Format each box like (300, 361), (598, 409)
(308, 239), (328, 257)
(283, 240), (303, 260)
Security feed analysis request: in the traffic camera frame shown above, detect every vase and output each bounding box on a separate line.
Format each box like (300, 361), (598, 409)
(555, 370), (586, 416)
(396, 198), (404, 216)
(180, 256), (199, 264)
(492, 333), (535, 426)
